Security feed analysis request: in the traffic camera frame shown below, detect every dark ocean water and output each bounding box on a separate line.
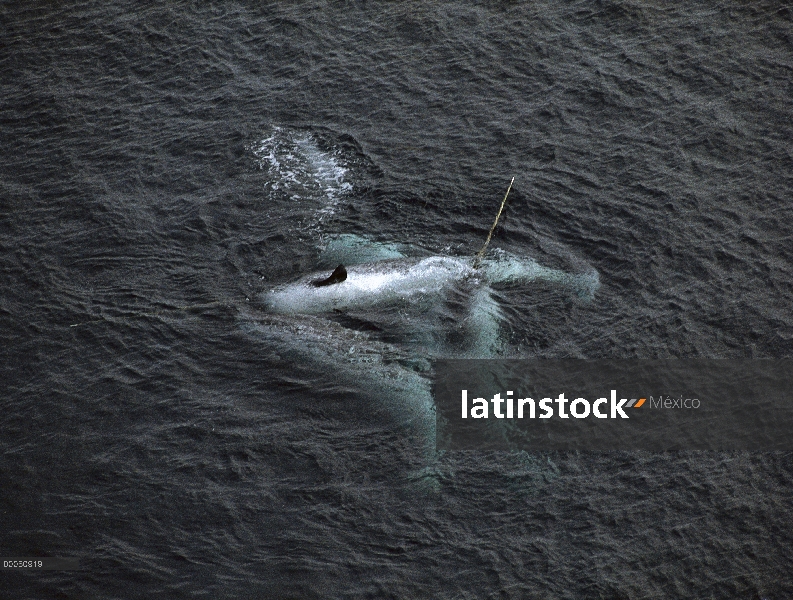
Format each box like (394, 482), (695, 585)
(2, 1), (793, 598)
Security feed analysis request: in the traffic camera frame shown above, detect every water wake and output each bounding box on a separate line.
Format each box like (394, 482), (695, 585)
(251, 126), (352, 220)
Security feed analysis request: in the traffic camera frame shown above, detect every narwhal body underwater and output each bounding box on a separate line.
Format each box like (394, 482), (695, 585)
(253, 234), (599, 462)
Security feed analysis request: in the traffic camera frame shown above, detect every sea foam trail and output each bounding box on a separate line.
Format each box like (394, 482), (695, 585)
(251, 126), (352, 216)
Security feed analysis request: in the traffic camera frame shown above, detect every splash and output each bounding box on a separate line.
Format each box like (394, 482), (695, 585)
(262, 256), (476, 315)
(251, 126), (352, 218)
(263, 246), (600, 318)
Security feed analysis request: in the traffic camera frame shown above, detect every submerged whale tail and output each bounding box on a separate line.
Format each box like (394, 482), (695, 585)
(312, 264), (347, 287)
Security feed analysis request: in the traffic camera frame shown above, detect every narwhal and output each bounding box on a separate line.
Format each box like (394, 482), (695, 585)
(261, 178), (598, 351)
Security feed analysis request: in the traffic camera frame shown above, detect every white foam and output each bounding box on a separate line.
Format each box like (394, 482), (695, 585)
(251, 127), (351, 214)
(262, 256), (475, 314)
(263, 251), (601, 316)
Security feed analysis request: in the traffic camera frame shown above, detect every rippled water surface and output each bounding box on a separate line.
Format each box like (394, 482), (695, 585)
(2, 1), (792, 598)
